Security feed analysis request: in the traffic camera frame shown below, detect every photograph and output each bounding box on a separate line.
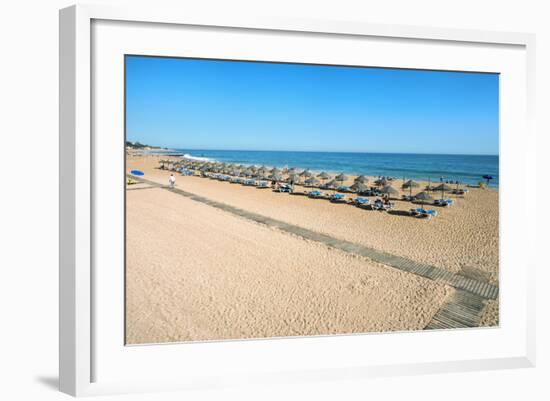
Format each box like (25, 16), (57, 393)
(124, 55), (499, 345)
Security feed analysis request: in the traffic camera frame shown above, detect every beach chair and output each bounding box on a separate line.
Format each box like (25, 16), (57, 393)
(256, 181), (270, 188)
(351, 197), (370, 208)
(329, 193), (346, 203)
(337, 186), (351, 193)
(411, 208), (438, 219)
(401, 195), (414, 201)
(435, 199), (454, 206)
(420, 209), (438, 219)
(307, 190), (323, 198)
(372, 199), (384, 211)
(409, 208), (422, 216)
(277, 184), (293, 193)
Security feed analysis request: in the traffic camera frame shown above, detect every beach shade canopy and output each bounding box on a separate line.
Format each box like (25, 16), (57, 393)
(335, 173), (348, 182)
(287, 173), (300, 184)
(402, 179), (421, 196)
(299, 169), (312, 177)
(402, 179), (420, 189)
(281, 167), (289, 174)
(325, 179), (338, 189)
(304, 177), (320, 186)
(130, 169), (144, 176)
(414, 191), (433, 205)
(269, 173), (283, 181)
(354, 175), (368, 183)
(380, 185), (399, 197)
(482, 175), (494, 186)
(270, 167), (281, 174)
(317, 171), (331, 180)
(434, 183), (452, 197)
(350, 182), (368, 193)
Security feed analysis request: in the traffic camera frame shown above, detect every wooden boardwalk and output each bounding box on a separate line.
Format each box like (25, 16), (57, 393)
(424, 290), (487, 330)
(128, 175), (498, 328)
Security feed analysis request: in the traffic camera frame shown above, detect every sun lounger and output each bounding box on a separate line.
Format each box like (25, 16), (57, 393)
(244, 179), (257, 186)
(350, 197), (370, 208)
(434, 199), (454, 206)
(256, 181), (270, 188)
(330, 193), (346, 203)
(307, 190), (323, 198)
(372, 199), (394, 211)
(277, 184), (293, 193)
(410, 208), (438, 218)
(337, 186), (351, 193)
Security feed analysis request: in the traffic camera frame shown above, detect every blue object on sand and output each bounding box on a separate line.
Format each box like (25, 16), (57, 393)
(131, 170), (144, 176)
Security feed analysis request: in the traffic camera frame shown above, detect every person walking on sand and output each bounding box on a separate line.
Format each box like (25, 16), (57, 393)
(168, 174), (176, 188)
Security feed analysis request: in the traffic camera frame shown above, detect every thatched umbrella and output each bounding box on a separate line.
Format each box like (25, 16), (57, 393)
(335, 173), (348, 189)
(354, 175), (368, 184)
(325, 179), (337, 195)
(269, 172), (283, 182)
(317, 171), (331, 180)
(350, 182), (368, 194)
(304, 177), (320, 187)
(270, 167), (281, 174)
(281, 167), (289, 174)
(434, 183), (452, 199)
(287, 173), (300, 192)
(414, 191), (433, 206)
(287, 173), (300, 184)
(299, 169), (312, 177)
(402, 179), (420, 197)
(380, 185), (399, 198)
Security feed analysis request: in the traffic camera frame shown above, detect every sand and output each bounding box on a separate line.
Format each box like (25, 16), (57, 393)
(125, 155), (499, 344)
(126, 187), (452, 344)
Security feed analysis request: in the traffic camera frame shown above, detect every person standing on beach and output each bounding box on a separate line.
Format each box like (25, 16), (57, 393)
(168, 174), (176, 188)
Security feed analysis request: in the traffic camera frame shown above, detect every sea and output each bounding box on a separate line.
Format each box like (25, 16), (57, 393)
(166, 149), (499, 187)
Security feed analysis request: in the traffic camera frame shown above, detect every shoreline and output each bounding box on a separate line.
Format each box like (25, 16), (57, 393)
(131, 149), (500, 188)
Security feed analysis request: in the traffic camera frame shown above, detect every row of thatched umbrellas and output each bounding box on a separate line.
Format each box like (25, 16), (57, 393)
(160, 158), (456, 199)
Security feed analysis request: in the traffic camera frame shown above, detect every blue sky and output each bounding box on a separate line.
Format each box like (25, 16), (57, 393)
(126, 56), (499, 155)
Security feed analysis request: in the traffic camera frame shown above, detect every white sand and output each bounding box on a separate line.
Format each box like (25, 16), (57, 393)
(126, 187), (452, 344)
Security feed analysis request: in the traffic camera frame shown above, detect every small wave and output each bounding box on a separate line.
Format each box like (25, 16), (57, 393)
(182, 153), (212, 162)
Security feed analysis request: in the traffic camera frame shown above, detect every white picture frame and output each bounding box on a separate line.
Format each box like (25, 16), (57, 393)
(59, 4), (536, 397)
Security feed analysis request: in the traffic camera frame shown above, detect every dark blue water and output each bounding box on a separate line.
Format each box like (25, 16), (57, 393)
(175, 149), (499, 187)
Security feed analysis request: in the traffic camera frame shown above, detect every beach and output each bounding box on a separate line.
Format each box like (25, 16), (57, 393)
(126, 154), (499, 344)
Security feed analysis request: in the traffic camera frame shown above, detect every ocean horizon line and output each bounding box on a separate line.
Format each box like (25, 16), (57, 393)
(150, 147), (499, 158)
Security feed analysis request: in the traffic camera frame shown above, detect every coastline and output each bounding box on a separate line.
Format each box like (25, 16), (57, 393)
(145, 149), (500, 188)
